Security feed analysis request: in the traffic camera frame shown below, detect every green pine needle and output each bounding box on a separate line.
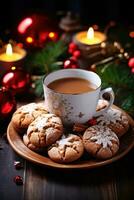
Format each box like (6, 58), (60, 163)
(96, 62), (134, 116)
(26, 40), (67, 98)
(26, 40), (67, 75)
(34, 77), (44, 98)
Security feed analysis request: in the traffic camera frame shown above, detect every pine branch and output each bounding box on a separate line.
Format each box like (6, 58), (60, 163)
(96, 62), (134, 116)
(97, 62), (134, 91)
(34, 77), (44, 98)
(25, 40), (67, 75)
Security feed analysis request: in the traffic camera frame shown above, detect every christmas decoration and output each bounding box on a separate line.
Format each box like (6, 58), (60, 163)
(96, 61), (134, 117)
(88, 118), (97, 126)
(25, 41), (67, 75)
(14, 161), (23, 170)
(1, 66), (30, 94)
(16, 14), (59, 48)
(59, 12), (81, 44)
(13, 175), (23, 185)
(68, 42), (78, 53)
(131, 67), (134, 73)
(0, 42), (27, 75)
(0, 86), (16, 120)
(25, 41), (67, 97)
(63, 57), (79, 69)
(72, 50), (81, 59)
(128, 57), (134, 68)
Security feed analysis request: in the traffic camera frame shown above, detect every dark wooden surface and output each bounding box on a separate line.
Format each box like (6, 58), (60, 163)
(1, 118), (134, 200)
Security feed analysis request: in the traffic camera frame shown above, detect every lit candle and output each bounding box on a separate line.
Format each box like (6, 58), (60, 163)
(0, 44), (26, 62)
(74, 27), (106, 45)
(72, 27), (107, 68)
(0, 43), (27, 74)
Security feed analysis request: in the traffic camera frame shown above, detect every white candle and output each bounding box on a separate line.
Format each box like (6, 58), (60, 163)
(75, 27), (106, 45)
(0, 44), (26, 62)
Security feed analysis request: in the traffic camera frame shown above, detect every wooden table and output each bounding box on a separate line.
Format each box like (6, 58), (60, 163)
(0, 110), (134, 200)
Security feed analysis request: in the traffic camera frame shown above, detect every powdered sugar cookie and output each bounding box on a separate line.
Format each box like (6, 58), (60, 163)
(23, 134), (44, 152)
(12, 103), (49, 132)
(96, 107), (129, 138)
(27, 114), (63, 148)
(83, 125), (119, 160)
(48, 134), (84, 163)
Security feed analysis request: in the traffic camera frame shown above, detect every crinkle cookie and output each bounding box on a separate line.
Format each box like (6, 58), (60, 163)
(96, 107), (129, 138)
(27, 114), (63, 148)
(83, 125), (119, 160)
(23, 134), (44, 152)
(48, 134), (84, 163)
(12, 103), (49, 132)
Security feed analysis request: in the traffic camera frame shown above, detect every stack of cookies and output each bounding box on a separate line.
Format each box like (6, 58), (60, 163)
(11, 101), (130, 164)
(11, 102), (84, 163)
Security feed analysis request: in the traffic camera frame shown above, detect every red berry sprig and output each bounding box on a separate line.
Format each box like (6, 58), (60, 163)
(68, 42), (78, 53)
(63, 57), (79, 69)
(68, 42), (81, 60)
(128, 57), (134, 73)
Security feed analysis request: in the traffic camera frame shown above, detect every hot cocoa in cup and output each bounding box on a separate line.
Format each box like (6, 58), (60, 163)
(43, 69), (114, 125)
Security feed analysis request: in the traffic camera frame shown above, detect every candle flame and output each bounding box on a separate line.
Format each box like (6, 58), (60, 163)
(6, 44), (13, 56)
(87, 27), (94, 40)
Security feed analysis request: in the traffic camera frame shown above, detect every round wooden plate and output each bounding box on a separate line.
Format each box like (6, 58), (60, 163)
(7, 105), (134, 169)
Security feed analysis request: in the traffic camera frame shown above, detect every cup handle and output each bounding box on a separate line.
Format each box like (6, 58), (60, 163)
(94, 87), (115, 117)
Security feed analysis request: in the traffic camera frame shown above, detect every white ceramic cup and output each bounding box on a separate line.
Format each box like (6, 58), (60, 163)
(43, 69), (114, 125)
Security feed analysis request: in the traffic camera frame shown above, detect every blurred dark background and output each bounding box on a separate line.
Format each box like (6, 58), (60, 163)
(0, 0), (134, 29)
(0, 0), (133, 35)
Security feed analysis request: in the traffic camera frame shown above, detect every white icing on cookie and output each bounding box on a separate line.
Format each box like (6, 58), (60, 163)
(56, 135), (75, 154)
(35, 117), (48, 130)
(57, 134), (72, 145)
(20, 103), (38, 115)
(44, 114), (61, 124)
(90, 125), (118, 148)
(97, 108), (123, 125)
(34, 114), (61, 131)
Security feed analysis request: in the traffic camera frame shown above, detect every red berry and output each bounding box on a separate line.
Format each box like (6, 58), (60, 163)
(71, 56), (77, 61)
(71, 64), (78, 68)
(14, 175), (23, 185)
(14, 161), (23, 170)
(68, 48), (73, 54)
(64, 59), (71, 68)
(88, 118), (97, 126)
(69, 42), (78, 51)
(131, 67), (134, 73)
(63, 58), (79, 69)
(73, 50), (81, 58)
(128, 57), (134, 68)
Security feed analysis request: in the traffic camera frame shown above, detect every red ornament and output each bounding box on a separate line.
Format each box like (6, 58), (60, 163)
(63, 58), (79, 69)
(128, 57), (134, 68)
(0, 87), (16, 119)
(88, 118), (97, 126)
(17, 14), (59, 48)
(1, 67), (30, 94)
